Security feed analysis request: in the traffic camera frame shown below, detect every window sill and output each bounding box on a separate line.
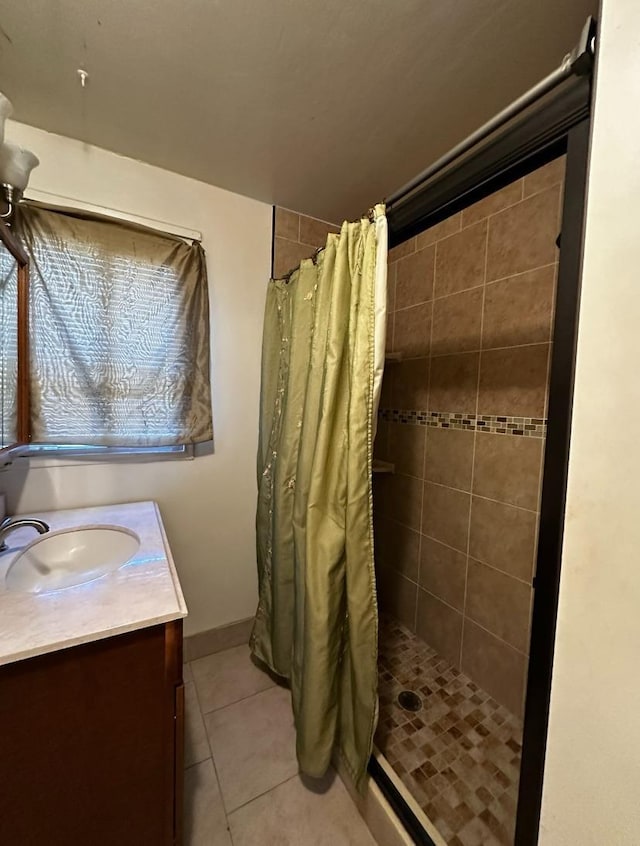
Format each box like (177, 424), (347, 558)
(1, 441), (213, 470)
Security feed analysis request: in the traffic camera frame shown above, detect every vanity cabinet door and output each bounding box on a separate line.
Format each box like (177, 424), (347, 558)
(0, 621), (183, 846)
(174, 681), (185, 844)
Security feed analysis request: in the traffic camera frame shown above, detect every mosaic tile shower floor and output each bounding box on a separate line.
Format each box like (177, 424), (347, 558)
(375, 615), (523, 845)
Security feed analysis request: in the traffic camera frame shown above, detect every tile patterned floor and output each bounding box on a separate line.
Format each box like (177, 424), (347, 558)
(375, 614), (523, 846)
(183, 643), (377, 846)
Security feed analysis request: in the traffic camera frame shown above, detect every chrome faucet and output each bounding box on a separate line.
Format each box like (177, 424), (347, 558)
(0, 517), (50, 552)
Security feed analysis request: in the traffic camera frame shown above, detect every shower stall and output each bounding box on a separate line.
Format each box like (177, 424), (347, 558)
(374, 152), (564, 845)
(266, 18), (595, 845)
(370, 18), (594, 846)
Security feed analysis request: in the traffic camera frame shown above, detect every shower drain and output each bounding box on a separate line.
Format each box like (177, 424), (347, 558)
(397, 690), (422, 712)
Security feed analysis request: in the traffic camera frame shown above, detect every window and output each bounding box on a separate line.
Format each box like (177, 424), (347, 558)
(17, 204), (212, 449)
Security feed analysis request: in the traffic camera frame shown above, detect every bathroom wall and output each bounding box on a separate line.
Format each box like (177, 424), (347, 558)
(540, 0), (640, 841)
(272, 207), (340, 277)
(374, 157), (564, 716)
(0, 121), (273, 637)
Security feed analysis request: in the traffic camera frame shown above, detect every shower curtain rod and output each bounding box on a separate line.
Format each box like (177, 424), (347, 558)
(385, 17), (595, 211)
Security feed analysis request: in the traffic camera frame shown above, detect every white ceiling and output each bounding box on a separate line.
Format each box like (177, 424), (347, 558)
(0, 0), (597, 222)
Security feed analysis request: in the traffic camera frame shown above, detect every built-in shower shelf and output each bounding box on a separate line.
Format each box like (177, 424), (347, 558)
(385, 352), (403, 364)
(372, 459), (395, 475)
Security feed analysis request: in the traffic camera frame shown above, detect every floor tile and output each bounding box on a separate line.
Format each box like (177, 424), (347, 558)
(183, 662), (194, 683)
(228, 771), (377, 846)
(205, 684), (298, 811)
(192, 644), (276, 713)
(184, 759), (232, 846)
(376, 613), (522, 845)
(184, 682), (211, 769)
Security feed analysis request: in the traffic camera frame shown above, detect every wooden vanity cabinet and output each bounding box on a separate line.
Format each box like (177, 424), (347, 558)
(0, 620), (184, 846)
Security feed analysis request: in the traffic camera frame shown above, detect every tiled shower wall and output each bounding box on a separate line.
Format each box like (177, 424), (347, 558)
(374, 156), (565, 718)
(272, 207), (339, 278)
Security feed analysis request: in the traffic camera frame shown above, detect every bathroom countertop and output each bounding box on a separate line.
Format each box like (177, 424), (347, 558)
(0, 500), (187, 666)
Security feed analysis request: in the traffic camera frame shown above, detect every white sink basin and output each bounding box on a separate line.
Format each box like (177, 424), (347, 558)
(4, 526), (141, 594)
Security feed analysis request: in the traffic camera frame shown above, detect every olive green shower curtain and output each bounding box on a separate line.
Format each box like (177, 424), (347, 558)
(251, 205), (387, 788)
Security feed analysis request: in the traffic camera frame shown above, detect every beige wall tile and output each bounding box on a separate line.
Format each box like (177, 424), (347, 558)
(416, 213), (462, 249)
(373, 556), (386, 596)
(462, 180), (524, 227)
(390, 473), (424, 531)
(377, 518), (421, 582)
(373, 512), (391, 566)
(428, 352), (479, 413)
(389, 237), (416, 263)
(482, 266), (555, 349)
(379, 367), (394, 408)
(391, 523), (422, 585)
(469, 496), (537, 582)
(419, 537), (467, 611)
(523, 155), (566, 197)
(387, 261), (397, 314)
(416, 588), (463, 668)
(273, 237), (316, 277)
(391, 357), (429, 409)
(461, 620), (527, 717)
(473, 433), (542, 510)
(431, 287), (483, 356)
(299, 215), (340, 247)
(372, 486), (389, 532)
(385, 312), (394, 352)
(274, 208), (299, 240)
(373, 419), (390, 462)
(486, 186), (561, 282)
(434, 220), (487, 297)
(377, 568), (418, 631)
(422, 482), (471, 552)
(393, 303), (431, 358)
(396, 246), (435, 309)
(373, 473), (393, 518)
(465, 559), (532, 652)
(388, 422), (426, 478)
(424, 427), (475, 491)
(477, 344), (550, 418)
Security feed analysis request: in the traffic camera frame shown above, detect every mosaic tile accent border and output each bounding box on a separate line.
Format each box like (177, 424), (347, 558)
(380, 408), (547, 438)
